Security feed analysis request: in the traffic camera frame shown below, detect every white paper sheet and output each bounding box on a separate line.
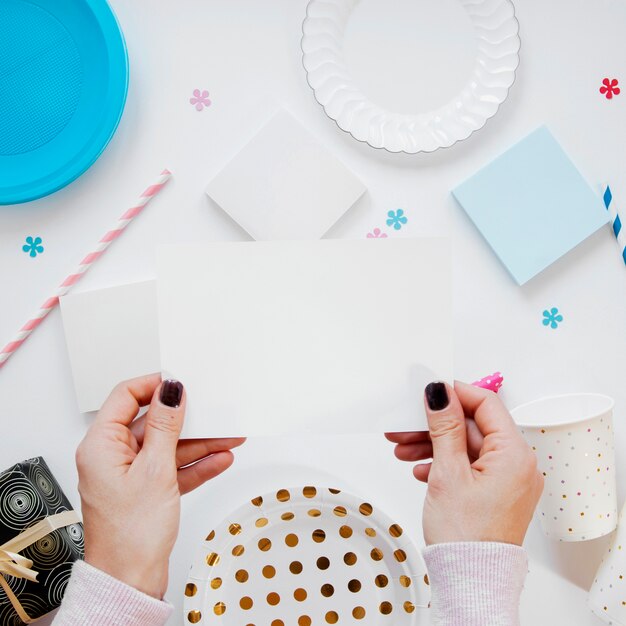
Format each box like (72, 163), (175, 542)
(60, 281), (160, 413)
(157, 239), (453, 437)
(205, 110), (367, 240)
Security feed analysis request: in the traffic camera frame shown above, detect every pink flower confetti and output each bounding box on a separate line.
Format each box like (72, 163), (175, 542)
(190, 89), (212, 111)
(600, 78), (620, 100)
(366, 228), (387, 239)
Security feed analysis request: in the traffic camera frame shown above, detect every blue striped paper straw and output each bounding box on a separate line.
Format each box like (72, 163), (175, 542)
(603, 185), (626, 265)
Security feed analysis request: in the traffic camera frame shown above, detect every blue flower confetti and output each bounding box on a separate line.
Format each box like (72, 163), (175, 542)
(22, 236), (44, 258)
(386, 209), (408, 231)
(542, 307), (563, 329)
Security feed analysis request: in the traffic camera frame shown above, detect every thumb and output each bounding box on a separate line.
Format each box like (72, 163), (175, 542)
(142, 379), (186, 459)
(424, 382), (470, 473)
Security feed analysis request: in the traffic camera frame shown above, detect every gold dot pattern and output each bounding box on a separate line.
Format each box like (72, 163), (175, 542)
(371, 548), (384, 561)
(375, 574), (389, 588)
(394, 549), (407, 562)
(359, 503), (373, 516)
(317, 556), (331, 570)
(232, 544), (245, 556)
(235, 569), (249, 583)
(267, 592), (281, 606)
(380, 601), (393, 615)
(239, 596), (253, 610)
(294, 587), (308, 602)
(186, 487), (425, 626)
(321, 583), (335, 597)
(277, 489), (290, 502)
(389, 523), (403, 537)
(353, 606), (366, 619)
(339, 525), (353, 538)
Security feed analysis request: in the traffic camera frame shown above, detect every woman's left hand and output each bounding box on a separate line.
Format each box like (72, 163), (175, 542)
(75, 374), (245, 599)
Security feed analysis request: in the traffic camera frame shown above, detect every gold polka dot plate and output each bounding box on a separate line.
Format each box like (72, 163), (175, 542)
(184, 486), (429, 624)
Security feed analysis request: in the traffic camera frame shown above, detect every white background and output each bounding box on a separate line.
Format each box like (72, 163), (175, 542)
(1, 0), (625, 624)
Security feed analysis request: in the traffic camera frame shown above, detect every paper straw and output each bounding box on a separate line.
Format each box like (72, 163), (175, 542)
(0, 169), (172, 369)
(603, 184), (626, 265)
(472, 372), (503, 393)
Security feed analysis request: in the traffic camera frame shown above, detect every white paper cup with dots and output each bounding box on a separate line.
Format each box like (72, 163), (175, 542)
(511, 393), (617, 542)
(589, 503), (626, 625)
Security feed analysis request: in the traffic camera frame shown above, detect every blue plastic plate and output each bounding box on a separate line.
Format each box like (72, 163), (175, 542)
(0, 0), (128, 205)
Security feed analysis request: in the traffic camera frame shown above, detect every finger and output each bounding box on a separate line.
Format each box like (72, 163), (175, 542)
(176, 438), (246, 468)
(413, 462), (431, 483)
(454, 381), (519, 438)
(465, 418), (484, 460)
(141, 379), (186, 460)
(129, 416), (245, 466)
(424, 382), (471, 473)
(385, 431), (431, 445)
(394, 441), (433, 462)
(178, 451), (234, 495)
(96, 374), (162, 426)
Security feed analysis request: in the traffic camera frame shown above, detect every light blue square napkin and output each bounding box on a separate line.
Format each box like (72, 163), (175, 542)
(453, 126), (609, 285)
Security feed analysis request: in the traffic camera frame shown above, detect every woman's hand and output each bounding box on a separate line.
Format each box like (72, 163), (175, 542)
(386, 381), (543, 546)
(75, 374), (245, 599)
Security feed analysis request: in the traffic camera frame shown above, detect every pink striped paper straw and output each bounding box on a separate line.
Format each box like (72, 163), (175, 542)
(0, 169), (172, 369)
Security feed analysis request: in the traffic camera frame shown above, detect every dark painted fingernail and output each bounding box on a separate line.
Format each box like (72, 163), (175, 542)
(425, 382), (449, 411)
(160, 380), (183, 408)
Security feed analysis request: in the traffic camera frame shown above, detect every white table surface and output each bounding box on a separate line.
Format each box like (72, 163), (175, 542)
(1, 0), (626, 624)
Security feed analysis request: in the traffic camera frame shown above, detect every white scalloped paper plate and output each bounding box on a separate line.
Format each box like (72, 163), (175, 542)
(183, 486), (430, 625)
(302, 0), (520, 154)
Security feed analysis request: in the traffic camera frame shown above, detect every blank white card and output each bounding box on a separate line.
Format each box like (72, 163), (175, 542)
(157, 239), (453, 437)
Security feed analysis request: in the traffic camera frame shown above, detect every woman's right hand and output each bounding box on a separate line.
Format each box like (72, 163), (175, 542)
(76, 374), (245, 599)
(387, 381), (543, 546)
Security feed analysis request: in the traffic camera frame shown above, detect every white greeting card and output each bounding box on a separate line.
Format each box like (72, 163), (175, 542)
(60, 281), (160, 412)
(156, 239), (453, 437)
(206, 110), (367, 240)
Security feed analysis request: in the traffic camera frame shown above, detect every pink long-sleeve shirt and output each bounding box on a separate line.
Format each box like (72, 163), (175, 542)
(52, 542), (527, 625)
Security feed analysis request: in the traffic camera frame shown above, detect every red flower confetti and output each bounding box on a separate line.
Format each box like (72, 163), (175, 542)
(600, 78), (620, 99)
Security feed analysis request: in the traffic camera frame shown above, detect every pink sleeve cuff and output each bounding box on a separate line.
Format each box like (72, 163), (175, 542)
(423, 542), (528, 626)
(52, 560), (173, 626)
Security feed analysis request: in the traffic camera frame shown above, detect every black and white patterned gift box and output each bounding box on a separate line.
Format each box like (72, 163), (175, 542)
(0, 457), (83, 625)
